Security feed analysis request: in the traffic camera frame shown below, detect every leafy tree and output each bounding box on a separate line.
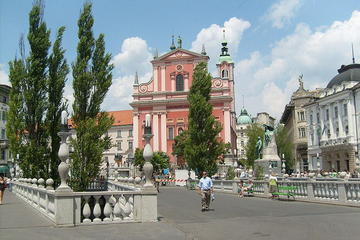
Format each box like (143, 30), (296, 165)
(134, 148), (170, 174)
(275, 124), (294, 171)
(226, 166), (235, 180)
(245, 123), (264, 168)
(70, 2), (113, 191)
(184, 62), (228, 177)
(6, 59), (26, 175)
(46, 26), (69, 184)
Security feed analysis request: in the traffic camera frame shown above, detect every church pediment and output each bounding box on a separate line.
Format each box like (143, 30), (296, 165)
(152, 49), (208, 63)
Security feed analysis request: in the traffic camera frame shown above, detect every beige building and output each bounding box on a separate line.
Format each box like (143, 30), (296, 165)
(280, 77), (321, 171)
(253, 112), (275, 128)
(236, 108), (252, 160)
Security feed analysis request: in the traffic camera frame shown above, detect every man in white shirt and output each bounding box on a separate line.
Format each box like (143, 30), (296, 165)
(198, 171), (213, 211)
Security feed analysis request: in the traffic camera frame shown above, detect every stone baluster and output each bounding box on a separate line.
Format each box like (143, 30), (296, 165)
(123, 195), (132, 220)
(113, 195), (122, 221)
(93, 196), (102, 223)
(328, 183), (333, 199)
(38, 178), (45, 189)
(46, 178), (54, 190)
(345, 184), (352, 201)
(355, 184), (360, 201)
(82, 196), (91, 223)
(103, 195), (112, 222)
(337, 182), (346, 202)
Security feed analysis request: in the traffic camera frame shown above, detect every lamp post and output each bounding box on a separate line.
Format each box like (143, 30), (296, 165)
(127, 152), (135, 177)
(142, 114), (154, 188)
(282, 153), (286, 175)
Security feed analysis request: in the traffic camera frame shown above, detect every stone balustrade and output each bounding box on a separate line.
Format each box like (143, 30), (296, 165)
(11, 178), (158, 226)
(190, 178), (360, 205)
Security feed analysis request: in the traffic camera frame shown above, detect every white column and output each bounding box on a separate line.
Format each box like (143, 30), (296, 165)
(161, 66), (166, 91)
(224, 108), (231, 144)
(184, 76), (189, 91)
(328, 104), (333, 140)
(153, 114), (159, 151)
(161, 113), (167, 152)
(154, 67), (158, 92)
(133, 114), (139, 149)
(338, 101), (344, 138)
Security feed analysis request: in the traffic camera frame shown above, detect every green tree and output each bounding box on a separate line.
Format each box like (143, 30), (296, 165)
(6, 58), (26, 175)
(172, 130), (188, 166)
(134, 148), (170, 173)
(275, 124), (294, 171)
(184, 62), (228, 177)
(226, 166), (235, 180)
(70, 2), (113, 191)
(46, 26), (69, 184)
(245, 123), (264, 168)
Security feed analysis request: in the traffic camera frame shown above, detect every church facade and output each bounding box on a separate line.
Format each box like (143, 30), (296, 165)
(130, 37), (237, 165)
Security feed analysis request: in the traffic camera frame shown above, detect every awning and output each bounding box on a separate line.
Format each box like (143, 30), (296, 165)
(0, 165), (10, 173)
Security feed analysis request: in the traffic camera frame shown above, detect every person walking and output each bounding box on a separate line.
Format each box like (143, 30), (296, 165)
(197, 171), (213, 211)
(269, 172), (278, 199)
(0, 176), (7, 205)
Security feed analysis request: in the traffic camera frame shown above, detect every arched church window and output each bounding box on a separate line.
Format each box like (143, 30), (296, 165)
(176, 74), (184, 91)
(178, 127), (183, 134)
(222, 69), (228, 78)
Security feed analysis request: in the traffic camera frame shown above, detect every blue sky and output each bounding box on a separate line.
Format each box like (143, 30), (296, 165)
(1, 0), (360, 118)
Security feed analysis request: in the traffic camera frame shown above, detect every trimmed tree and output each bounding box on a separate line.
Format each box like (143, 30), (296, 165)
(134, 148), (170, 173)
(70, 2), (113, 191)
(184, 62), (228, 177)
(245, 123), (264, 168)
(46, 26), (69, 184)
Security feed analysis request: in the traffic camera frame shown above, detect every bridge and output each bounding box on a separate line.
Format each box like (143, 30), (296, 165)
(1, 187), (360, 240)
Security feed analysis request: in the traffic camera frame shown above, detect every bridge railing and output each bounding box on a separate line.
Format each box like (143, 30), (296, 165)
(189, 178), (360, 205)
(11, 178), (157, 226)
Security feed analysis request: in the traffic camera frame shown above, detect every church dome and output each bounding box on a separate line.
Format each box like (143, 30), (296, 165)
(326, 64), (360, 88)
(237, 108), (252, 125)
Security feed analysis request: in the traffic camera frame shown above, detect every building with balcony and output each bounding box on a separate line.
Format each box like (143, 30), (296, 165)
(304, 63), (360, 172)
(280, 76), (321, 171)
(0, 84), (11, 176)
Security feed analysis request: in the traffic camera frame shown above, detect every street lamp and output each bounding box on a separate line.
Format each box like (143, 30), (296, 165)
(316, 153), (320, 172)
(127, 152), (135, 177)
(282, 153), (286, 174)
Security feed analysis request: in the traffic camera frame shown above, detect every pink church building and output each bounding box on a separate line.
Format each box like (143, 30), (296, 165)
(130, 36), (237, 165)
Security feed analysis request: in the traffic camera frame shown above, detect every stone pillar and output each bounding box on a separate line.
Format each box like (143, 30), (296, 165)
(338, 101), (344, 138)
(337, 182), (347, 202)
(55, 191), (74, 226)
(154, 67), (158, 92)
(307, 181), (315, 200)
(153, 114), (159, 151)
(143, 114), (155, 188)
(161, 66), (166, 91)
(160, 113), (167, 152)
(133, 113), (139, 149)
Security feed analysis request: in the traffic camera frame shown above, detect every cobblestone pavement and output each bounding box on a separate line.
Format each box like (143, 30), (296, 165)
(1, 188), (360, 240)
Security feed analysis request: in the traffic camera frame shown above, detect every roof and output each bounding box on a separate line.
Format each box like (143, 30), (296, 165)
(151, 48), (209, 63)
(68, 110), (133, 128)
(237, 108), (252, 124)
(108, 110), (133, 126)
(326, 64), (360, 88)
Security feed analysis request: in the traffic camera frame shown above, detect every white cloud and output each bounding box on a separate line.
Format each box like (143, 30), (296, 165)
(0, 64), (9, 85)
(111, 37), (153, 76)
(102, 37), (153, 111)
(236, 11), (360, 119)
(191, 17), (251, 73)
(266, 0), (301, 29)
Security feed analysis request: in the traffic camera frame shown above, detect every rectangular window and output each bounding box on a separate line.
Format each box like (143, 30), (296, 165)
(334, 106), (338, 118)
(310, 114), (313, 125)
(344, 103), (348, 116)
(326, 109), (329, 121)
(117, 141), (122, 150)
(345, 125), (349, 135)
(168, 127), (174, 140)
(128, 141), (133, 150)
(300, 111), (305, 121)
(128, 129), (133, 137)
(301, 128), (306, 138)
(317, 112), (320, 123)
(241, 141), (244, 146)
(240, 132), (244, 137)
(336, 127), (339, 136)
(2, 111), (5, 121)
(327, 129), (331, 139)
(1, 150), (5, 160)
(1, 129), (5, 139)
(117, 130), (122, 138)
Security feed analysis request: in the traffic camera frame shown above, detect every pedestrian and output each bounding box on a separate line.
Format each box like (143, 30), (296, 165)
(0, 176), (7, 205)
(197, 171), (213, 211)
(238, 180), (244, 197)
(268, 172), (278, 199)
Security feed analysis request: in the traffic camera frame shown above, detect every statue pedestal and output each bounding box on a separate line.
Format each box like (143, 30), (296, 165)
(255, 136), (281, 176)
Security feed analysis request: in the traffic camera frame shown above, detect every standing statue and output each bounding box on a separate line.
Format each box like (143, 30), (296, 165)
(264, 125), (274, 147)
(177, 35), (182, 48)
(255, 136), (263, 159)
